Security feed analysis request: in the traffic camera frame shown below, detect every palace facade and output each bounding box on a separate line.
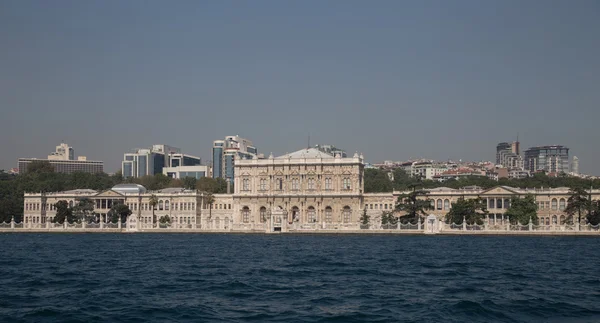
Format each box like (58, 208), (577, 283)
(21, 148), (600, 230)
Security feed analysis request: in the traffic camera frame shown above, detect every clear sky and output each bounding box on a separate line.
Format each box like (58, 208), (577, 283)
(1, 0), (599, 174)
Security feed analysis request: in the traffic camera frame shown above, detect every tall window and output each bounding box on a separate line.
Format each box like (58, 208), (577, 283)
(489, 199), (495, 209)
(551, 198), (557, 210)
(496, 198), (503, 209)
(159, 200), (164, 211)
(260, 179), (266, 191)
(260, 207), (266, 223)
(277, 178), (283, 191)
(242, 207), (250, 223)
(325, 178), (332, 190)
(444, 199), (450, 210)
(343, 178), (351, 190)
(242, 178), (250, 191)
(308, 206), (316, 223)
(325, 207), (332, 223)
(165, 200), (170, 211)
(292, 178), (299, 191)
(308, 178), (315, 190)
(559, 198), (566, 211)
(437, 199), (442, 210)
(342, 206), (351, 223)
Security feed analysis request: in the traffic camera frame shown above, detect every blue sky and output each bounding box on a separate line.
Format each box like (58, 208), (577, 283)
(1, 0), (599, 173)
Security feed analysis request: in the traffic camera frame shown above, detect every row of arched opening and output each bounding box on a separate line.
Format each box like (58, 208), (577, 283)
(241, 206), (352, 223)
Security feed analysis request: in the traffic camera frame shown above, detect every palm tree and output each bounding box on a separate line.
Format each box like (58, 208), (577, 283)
(149, 194), (158, 224)
(565, 187), (591, 224)
(204, 192), (215, 219)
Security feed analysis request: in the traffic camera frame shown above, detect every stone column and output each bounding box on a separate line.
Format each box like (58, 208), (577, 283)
(494, 214), (497, 226)
(462, 217), (467, 230)
(10, 216), (14, 229)
(100, 215), (104, 229)
(417, 216), (422, 230)
(64, 219), (68, 230)
(506, 216), (510, 231)
(118, 216), (122, 229)
(575, 219), (580, 231)
(529, 217), (533, 231)
(82, 219), (86, 229)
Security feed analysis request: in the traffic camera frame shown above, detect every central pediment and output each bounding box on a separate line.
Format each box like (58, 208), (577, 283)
(479, 186), (519, 196)
(94, 190), (125, 198)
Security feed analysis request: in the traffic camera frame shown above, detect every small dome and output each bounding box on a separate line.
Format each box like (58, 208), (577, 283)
(112, 184), (147, 194)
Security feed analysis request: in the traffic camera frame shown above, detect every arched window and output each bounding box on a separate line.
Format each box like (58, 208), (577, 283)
(559, 215), (565, 224)
(551, 199), (558, 210)
(165, 200), (170, 211)
(552, 215), (557, 224)
(325, 207), (333, 223)
(436, 199), (442, 210)
(308, 206), (316, 223)
(496, 199), (503, 209)
(444, 199), (450, 210)
(260, 207), (267, 223)
(559, 199), (565, 211)
(546, 218), (550, 225)
(291, 206), (300, 221)
(159, 200), (164, 211)
(242, 206), (250, 223)
(342, 206), (351, 223)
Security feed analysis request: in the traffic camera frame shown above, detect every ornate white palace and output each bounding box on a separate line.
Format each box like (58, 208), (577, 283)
(17, 148), (600, 233)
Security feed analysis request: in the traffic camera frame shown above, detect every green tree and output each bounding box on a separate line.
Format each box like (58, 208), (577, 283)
(182, 177), (197, 190)
(364, 169), (393, 193)
(360, 208), (370, 226)
(149, 194), (158, 224)
(72, 198), (95, 222)
(108, 202), (131, 223)
(159, 214), (171, 224)
(396, 185), (433, 223)
(586, 200), (600, 225)
(565, 187), (591, 224)
(445, 197), (488, 225)
(53, 200), (72, 223)
(26, 160), (55, 174)
(505, 195), (538, 224)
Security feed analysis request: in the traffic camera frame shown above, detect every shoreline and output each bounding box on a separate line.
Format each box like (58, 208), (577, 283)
(1, 228), (599, 236)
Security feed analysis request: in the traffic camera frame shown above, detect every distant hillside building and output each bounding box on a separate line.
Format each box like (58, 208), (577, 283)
(18, 142), (104, 174)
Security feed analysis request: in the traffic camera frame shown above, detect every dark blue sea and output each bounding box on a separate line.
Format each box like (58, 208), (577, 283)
(1, 234), (599, 322)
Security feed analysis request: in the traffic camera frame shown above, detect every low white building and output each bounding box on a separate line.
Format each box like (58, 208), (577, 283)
(163, 165), (209, 179)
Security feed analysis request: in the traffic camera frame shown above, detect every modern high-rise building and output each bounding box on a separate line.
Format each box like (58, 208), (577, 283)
(212, 135), (258, 184)
(122, 145), (201, 178)
(524, 145), (570, 174)
(571, 156), (579, 175)
(47, 143), (75, 161)
(496, 141), (522, 169)
(18, 142), (103, 174)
